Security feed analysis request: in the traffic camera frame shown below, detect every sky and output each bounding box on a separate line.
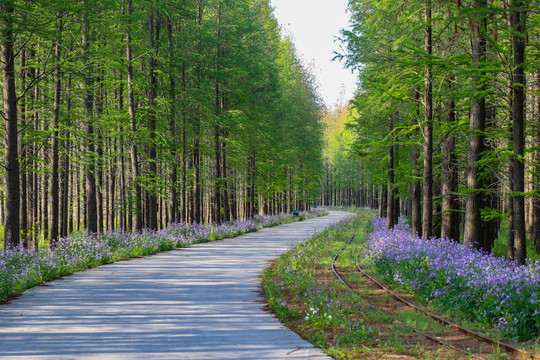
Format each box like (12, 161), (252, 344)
(270, 0), (357, 108)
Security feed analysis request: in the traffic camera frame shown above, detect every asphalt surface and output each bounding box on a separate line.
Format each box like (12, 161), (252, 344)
(0, 211), (352, 359)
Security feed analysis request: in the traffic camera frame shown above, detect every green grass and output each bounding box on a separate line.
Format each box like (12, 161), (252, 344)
(492, 219), (540, 262)
(262, 209), (472, 359)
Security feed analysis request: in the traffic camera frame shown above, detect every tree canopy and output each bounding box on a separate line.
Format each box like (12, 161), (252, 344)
(0, 0), (325, 248)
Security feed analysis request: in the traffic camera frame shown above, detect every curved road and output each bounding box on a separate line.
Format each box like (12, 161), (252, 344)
(0, 211), (352, 359)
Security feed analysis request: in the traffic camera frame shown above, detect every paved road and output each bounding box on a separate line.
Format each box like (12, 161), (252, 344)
(0, 211), (352, 359)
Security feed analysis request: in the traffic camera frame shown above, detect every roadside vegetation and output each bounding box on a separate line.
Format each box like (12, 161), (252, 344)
(363, 217), (540, 342)
(262, 208), (539, 359)
(0, 209), (326, 302)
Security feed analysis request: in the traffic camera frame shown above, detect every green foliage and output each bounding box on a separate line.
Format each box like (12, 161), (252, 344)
(2, 0), (326, 245)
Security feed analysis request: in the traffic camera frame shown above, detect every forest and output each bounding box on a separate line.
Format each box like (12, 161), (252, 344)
(0, 0), (325, 249)
(320, 0), (540, 265)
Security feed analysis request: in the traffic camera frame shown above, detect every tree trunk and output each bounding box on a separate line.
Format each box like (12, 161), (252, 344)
(126, 0), (142, 231)
(422, 0), (433, 239)
(222, 129), (230, 221)
(167, 18), (179, 225)
(387, 115), (395, 229)
(511, 1), (527, 264)
(464, 0), (487, 248)
(441, 77), (460, 241)
(533, 69), (540, 254)
(147, 9), (159, 230)
(192, 2), (205, 224)
(1, 2), (20, 248)
(60, 74), (72, 238)
(412, 90), (422, 238)
(213, 0), (223, 223)
(50, 18), (63, 244)
(83, 2), (98, 234)
(19, 50), (28, 247)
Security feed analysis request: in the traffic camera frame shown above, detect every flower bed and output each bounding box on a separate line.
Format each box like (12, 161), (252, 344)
(262, 218), (356, 332)
(363, 217), (540, 341)
(0, 209), (326, 302)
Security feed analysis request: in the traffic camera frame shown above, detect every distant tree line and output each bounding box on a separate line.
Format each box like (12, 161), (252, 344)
(319, 106), (379, 210)
(338, 0), (539, 264)
(0, 0), (324, 249)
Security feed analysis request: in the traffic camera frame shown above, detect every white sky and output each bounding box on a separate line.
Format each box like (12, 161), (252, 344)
(270, 0), (357, 108)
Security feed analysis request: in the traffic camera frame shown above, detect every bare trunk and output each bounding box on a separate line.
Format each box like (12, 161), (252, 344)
(50, 19), (63, 244)
(192, 2), (204, 223)
(464, 0), (487, 248)
(412, 90), (422, 238)
(147, 9), (159, 230)
(83, 3), (98, 234)
(1, 2), (20, 248)
(533, 69), (540, 254)
(387, 115), (395, 229)
(126, 0), (142, 231)
(422, 0), (433, 239)
(441, 78), (460, 241)
(511, 1), (527, 264)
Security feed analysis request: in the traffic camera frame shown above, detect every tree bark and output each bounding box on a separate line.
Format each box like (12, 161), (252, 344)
(412, 90), (422, 238)
(192, 2), (204, 223)
(422, 0), (433, 239)
(147, 9), (159, 230)
(464, 0), (487, 248)
(83, 2), (98, 234)
(533, 69), (540, 254)
(213, 0), (223, 223)
(441, 77), (460, 241)
(50, 18), (63, 244)
(126, 0), (142, 231)
(511, 1), (527, 264)
(19, 50), (28, 247)
(167, 17), (179, 225)
(1, 2), (20, 248)
(387, 115), (395, 229)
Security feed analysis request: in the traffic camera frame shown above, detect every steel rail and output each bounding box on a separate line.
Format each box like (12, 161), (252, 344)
(354, 226), (539, 360)
(330, 227), (483, 359)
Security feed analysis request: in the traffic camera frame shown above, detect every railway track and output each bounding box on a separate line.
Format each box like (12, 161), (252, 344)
(331, 226), (539, 360)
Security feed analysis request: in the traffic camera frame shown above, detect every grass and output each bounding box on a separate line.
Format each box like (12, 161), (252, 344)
(261, 209), (473, 359)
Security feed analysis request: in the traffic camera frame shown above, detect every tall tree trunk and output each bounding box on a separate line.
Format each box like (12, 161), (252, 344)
(108, 138), (116, 230)
(441, 77), (460, 241)
(192, 2), (204, 223)
(147, 9), (159, 230)
(50, 18), (63, 244)
(379, 185), (387, 218)
(412, 90), (422, 238)
(1, 2), (20, 248)
(181, 65), (188, 222)
(60, 74), (72, 238)
(83, 2), (98, 234)
(387, 115), (395, 229)
(464, 0), (487, 248)
(213, 0), (223, 223)
(222, 129), (230, 221)
(511, 1), (527, 264)
(533, 69), (540, 254)
(126, 0), (142, 231)
(19, 50), (28, 247)
(167, 17), (179, 225)
(422, 0), (433, 239)
(31, 75), (39, 247)
(247, 150), (257, 218)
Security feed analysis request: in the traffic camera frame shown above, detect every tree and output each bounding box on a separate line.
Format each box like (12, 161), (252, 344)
(1, 1), (20, 248)
(511, 0), (527, 264)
